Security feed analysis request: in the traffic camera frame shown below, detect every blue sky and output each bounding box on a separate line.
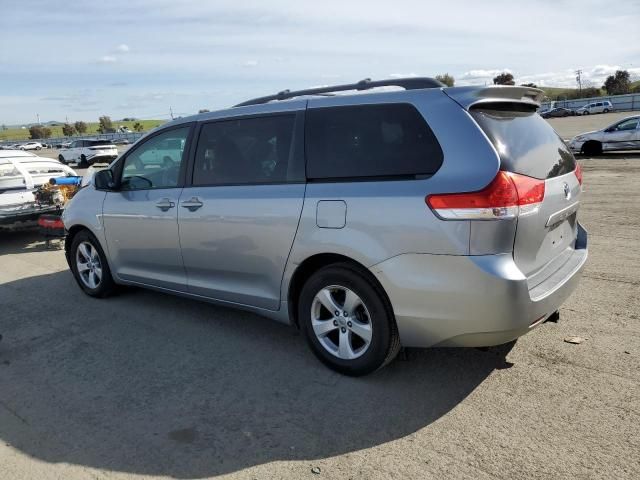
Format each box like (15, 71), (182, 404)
(1, 0), (638, 124)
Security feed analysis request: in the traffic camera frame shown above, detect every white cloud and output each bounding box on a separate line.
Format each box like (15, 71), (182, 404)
(242, 60), (258, 67)
(456, 65), (640, 88)
(98, 55), (117, 64)
(518, 65), (640, 88)
(458, 69), (512, 86)
(116, 44), (130, 53)
(389, 72), (418, 79)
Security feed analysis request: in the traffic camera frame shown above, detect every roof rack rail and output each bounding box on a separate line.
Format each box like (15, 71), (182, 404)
(234, 77), (444, 107)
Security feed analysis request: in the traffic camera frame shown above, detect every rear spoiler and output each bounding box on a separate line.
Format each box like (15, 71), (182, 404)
(443, 85), (544, 111)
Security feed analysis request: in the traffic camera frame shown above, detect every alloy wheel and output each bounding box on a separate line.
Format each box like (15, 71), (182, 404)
(310, 285), (373, 360)
(76, 241), (103, 289)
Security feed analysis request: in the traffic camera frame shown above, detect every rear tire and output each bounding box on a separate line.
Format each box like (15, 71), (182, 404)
(79, 155), (88, 168)
(70, 230), (116, 298)
(298, 263), (400, 376)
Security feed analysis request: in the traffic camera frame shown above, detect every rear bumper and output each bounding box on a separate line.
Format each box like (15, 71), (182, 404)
(371, 224), (588, 348)
(0, 205), (62, 229)
(87, 154), (118, 164)
(568, 139), (585, 153)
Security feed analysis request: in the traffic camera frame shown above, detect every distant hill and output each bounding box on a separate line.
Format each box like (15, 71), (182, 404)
(540, 80), (640, 100)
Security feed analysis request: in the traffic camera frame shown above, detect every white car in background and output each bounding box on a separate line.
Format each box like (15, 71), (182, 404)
(0, 151), (77, 229)
(575, 100), (613, 115)
(569, 115), (640, 155)
(20, 142), (43, 151)
(58, 139), (118, 167)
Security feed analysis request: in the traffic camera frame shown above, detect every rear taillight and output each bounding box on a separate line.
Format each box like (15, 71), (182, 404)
(426, 171), (545, 220)
(574, 163), (583, 185)
(37, 216), (64, 229)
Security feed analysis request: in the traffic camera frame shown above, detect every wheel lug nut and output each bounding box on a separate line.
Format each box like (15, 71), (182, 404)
(341, 327), (346, 333)
(347, 321), (352, 327)
(334, 311), (340, 316)
(343, 311), (348, 317)
(333, 320), (338, 326)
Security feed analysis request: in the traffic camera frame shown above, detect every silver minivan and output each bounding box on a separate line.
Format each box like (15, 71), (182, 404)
(63, 79), (588, 375)
(576, 100), (613, 115)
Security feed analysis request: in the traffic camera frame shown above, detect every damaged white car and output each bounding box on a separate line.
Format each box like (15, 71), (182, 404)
(0, 150), (77, 230)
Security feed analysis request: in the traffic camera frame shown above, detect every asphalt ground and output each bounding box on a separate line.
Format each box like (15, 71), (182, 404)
(0, 114), (639, 479)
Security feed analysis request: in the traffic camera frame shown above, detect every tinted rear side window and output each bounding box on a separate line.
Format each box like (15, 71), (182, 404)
(305, 103), (443, 180)
(193, 115), (296, 186)
(471, 108), (575, 179)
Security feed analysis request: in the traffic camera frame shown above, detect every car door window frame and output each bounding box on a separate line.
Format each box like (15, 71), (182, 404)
(112, 122), (195, 191)
(185, 110), (305, 187)
(614, 119), (639, 131)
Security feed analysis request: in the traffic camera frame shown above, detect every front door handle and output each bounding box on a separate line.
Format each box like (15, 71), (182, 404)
(181, 197), (204, 212)
(155, 198), (175, 211)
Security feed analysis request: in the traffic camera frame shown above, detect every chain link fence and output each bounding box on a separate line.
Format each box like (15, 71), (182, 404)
(541, 92), (640, 112)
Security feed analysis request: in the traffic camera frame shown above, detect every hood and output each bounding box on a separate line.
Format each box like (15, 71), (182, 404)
(572, 130), (599, 140)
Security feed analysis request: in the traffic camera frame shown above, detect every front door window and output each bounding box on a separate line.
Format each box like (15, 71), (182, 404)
(121, 127), (189, 190)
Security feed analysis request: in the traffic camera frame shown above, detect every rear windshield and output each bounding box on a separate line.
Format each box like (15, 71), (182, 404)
(89, 140), (114, 146)
(471, 108), (575, 179)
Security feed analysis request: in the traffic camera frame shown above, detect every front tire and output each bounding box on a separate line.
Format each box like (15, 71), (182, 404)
(70, 230), (116, 298)
(298, 263), (400, 376)
(582, 141), (602, 156)
(58, 154), (66, 164)
(79, 155), (88, 168)
(603, 108), (610, 113)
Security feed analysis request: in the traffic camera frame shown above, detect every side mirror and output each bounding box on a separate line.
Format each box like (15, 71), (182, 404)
(94, 169), (118, 190)
(604, 127), (614, 133)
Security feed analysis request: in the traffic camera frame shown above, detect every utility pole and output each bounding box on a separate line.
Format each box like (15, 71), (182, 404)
(36, 113), (41, 125)
(575, 69), (583, 96)
(170, 106), (174, 120)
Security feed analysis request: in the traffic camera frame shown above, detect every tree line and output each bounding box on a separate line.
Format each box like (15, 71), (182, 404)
(435, 69), (638, 100)
(29, 116), (145, 139)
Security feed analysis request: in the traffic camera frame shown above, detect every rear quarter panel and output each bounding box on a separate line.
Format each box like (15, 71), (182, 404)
(283, 89), (501, 300)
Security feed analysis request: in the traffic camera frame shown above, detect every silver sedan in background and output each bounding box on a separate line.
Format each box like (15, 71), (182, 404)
(569, 115), (640, 155)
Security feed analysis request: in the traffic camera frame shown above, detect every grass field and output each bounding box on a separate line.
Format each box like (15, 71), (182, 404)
(0, 119), (166, 142)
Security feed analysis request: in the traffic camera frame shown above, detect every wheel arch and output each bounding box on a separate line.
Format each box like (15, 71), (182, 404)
(64, 224), (110, 271)
(582, 139), (602, 155)
(286, 253), (394, 329)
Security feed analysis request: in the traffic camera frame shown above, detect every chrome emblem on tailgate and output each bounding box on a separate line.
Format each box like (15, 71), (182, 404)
(563, 182), (571, 200)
